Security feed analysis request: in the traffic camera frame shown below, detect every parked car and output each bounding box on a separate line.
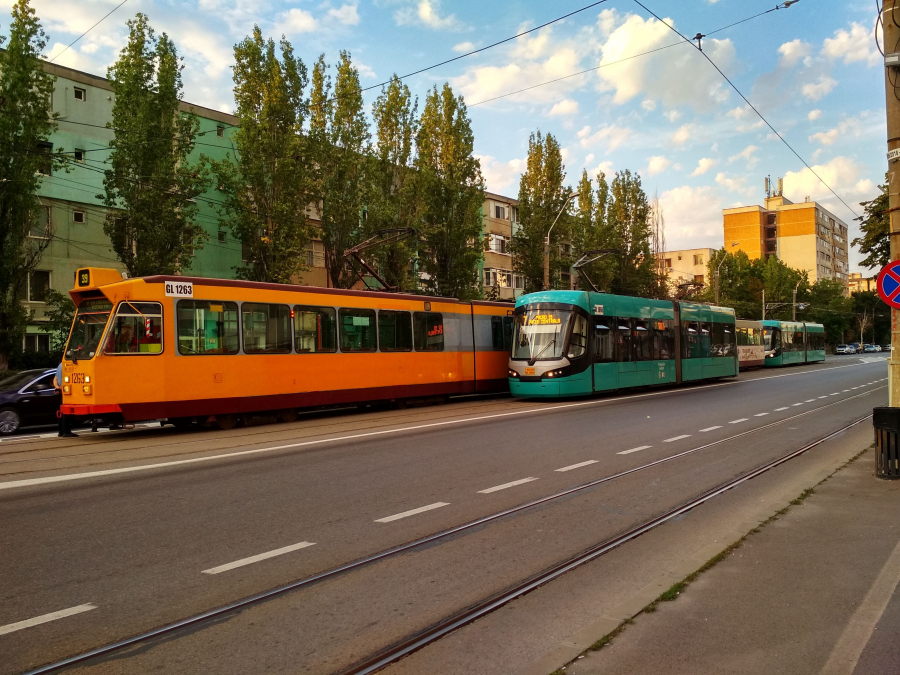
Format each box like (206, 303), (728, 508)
(836, 344), (852, 354)
(864, 344), (878, 353)
(0, 368), (59, 436)
(882, 344), (892, 352)
(849, 343), (861, 354)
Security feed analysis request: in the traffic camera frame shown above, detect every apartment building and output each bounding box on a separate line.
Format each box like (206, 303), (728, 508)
(848, 272), (876, 294)
(723, 184), (849, 288)
(481, 192), (523, 301)
(660, 248), (714, 293)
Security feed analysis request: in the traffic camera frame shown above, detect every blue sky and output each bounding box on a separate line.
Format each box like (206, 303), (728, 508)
(12, 0), (885, 272)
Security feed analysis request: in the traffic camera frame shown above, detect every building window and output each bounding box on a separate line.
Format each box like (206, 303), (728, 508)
(561, 272), (572, 289)
(511, 206), (519, 223)
(513, 274), (524, 289)
(493, 204), (507, 220)
(36, 141), (52, 175)
(303, 240), (325, 267)
(693, 254), (704, 266)
(73, 210), (85, 224)
(216, 126), (225, 137)
(694, 274), (704, 284)
(485, 233), (509, 254)
(73, 149), (85, 163)
(28, 270), (50, 302)
(218, 230), (226, 243)
(663, 258), (672, 268)
(74, 87), (86, 101)
(23, 333), (51, 353)
(766, 213), (776, 225)
(561, 243), (572, 257)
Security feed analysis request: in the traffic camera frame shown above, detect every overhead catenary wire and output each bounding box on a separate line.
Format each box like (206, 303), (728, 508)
(630, 0), (860, 219)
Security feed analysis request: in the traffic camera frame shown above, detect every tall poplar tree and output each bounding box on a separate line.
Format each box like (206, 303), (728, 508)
(0, 0), (59, 370)
(510, 130), (569, 292)
(215, 27), (313, 283)
(369, 75), (419, 290)
(103, 14), (208, 277)
(311, 51), (371, 289)
(414, 84), (484, 299)
(606, 170), (659, 297)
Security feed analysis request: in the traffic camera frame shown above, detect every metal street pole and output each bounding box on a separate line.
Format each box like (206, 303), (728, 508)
(792, 281), (801, 321)
(715, 242), (738, 305)
(762, 288), (765, 320)
(884, 0), (900, 405)
(543, 192), (580, 291)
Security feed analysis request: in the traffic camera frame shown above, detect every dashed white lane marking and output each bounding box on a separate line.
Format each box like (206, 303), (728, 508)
(699, 426), (722, 432)
(375, 502), (450, 523)
(729, 418), (748, 424)
(818, 396), (828, 399)
(478, 477), (538, 494)
(830, 393), (839, 396)
(617, 446), (651, 456)
(754, 413), (769, 417)
(202, 542), (316, 574)
(0, 604), (97, 636)
(792, 403), (805, 406)
(844, 389), (851, 392)
(556, 460), (599, 472)
(663, 435), (691, 442)
(775, 407), (789, 411)
(805, 399), (817, 402)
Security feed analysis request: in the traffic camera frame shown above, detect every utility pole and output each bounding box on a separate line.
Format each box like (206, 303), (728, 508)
(792, 281), (800, 321)
(884, 0), (900, 405)
(762, 288), (765, 320)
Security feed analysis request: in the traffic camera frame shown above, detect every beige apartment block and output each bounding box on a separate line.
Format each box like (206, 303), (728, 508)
(482, 191), (523, 300)
(723, 191), (849, 289)
(661, 248), (714, 292)
(848, 272), (876, 294)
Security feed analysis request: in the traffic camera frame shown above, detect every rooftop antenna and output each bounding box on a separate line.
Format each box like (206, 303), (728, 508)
(764, 175), (772, 199)
(777, 177), (784, 197)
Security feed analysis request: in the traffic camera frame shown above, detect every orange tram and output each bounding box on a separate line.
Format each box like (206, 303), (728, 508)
(60, 268), (515, 429)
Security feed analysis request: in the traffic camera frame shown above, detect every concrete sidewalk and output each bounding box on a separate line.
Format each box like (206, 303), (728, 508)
(565, 445), (900, 675)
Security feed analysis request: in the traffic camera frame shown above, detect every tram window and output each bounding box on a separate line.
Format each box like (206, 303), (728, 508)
(568, 314), (588, 358)
(414, 312), (444, 351)
(712, 323), (735, 357)
(339, 308), (377, 352)
(105, 302), (163, 354)
(654, 319), (674, 359)
(615, 318), (633, 362)
(794, 329), (805, 351)
(294, 305), (336, 353)
(633, 319), (654, 361)
(491, 316), (514, 351)
(242, 303), (292, 354)
(177, 300), (239, 355)
(379, 311), (412, 351)
(594, 320), (614, 363)
(683, 321), (700, 359)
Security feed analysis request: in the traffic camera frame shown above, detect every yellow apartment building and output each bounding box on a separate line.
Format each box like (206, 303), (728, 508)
(723, 191), (849, 288)
(660, 248), (714, 292)
(848, 272), (876, 294)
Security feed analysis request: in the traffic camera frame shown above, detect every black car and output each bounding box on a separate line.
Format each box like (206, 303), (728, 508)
(0, 368), (60, 435)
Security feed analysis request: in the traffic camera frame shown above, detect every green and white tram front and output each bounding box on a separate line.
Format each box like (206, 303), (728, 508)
(508, 299), (592, 398)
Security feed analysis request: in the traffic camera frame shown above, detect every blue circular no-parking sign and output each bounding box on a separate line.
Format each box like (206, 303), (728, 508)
(877, 261), (900, 308)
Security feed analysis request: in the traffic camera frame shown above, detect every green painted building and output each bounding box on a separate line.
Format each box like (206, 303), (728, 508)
(23, 61), (242, 353)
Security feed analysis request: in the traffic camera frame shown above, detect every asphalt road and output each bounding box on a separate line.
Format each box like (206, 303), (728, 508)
(0, 355), (888, 674)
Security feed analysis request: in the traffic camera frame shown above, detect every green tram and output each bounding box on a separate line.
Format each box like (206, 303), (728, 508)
(508, 291), (737, 398)
(762, 320), (826, 366)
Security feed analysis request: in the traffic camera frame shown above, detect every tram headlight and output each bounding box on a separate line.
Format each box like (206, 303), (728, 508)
(544, 368), (565, 378)
(63, 375), (70, 383)
(82, 385), (92, 395)
(508, 369), (519, 378)
(84, 375), (91, 384)
(63, 385), (71, 395)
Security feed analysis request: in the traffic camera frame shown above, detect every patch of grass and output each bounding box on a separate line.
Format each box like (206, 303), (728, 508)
(658, 581), (686, 602)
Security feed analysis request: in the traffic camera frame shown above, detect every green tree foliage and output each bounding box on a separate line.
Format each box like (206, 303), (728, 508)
(414, 84), (484, 299)
(0, 0), (59, 370)
(799, 278), (854, 344)
(606, 170), (659, 297)
(704, 249), (761, 317)
(569, 169), (618, 292)
(510, 130), (569, 293)
(41, 289), (76, 354)
(369, 75), (419, 290)
(851, 290), (889, 344)
(852, 176), (889, 271)
(103, 13), (208, 278)
(215, 27), (313, 283)
(310, 51), (371, 289)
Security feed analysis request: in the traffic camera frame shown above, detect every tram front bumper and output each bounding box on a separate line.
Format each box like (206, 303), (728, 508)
(61, 404), (122, 417)
(509, 379), (561, 398)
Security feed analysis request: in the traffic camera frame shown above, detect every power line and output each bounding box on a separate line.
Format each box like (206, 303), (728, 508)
(47, 0), (131, 64)
(630, 0), (860, 219)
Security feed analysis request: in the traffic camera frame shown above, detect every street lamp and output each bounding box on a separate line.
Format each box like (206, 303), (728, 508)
(544, 192), (580, 291)
(714, 242), (738, 305)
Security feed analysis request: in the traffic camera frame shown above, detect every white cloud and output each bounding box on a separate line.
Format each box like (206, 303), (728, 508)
(823, 22), (880, 67)
(778, 39), (812, 68)
(808, 110), (881, 146)
(671, 124), (694, 146)
(664, 109), (681, 122)
(578, 124), (633, 151)
(591, 161), (615, 178)
(729, 145), (759, 169)
(646, 155), (671, 175)
(782, 157), (876, 215)
(476, 155), (525, 193)
(577, 125), (592, 139)
(691, 158), (716, 176)
(736, 120), (765, 133)
(328, 3), (360, 26)
(715, 172), (753, 197)
(594, 13), (735, 111)
(548, 98), (579, 116)
(395, 0), (463, 31)
(658, 185), (726, 249)
(726, 106), (751, 119)
(584, 153), (595, 165)
(808, 109), (822, 121)
(356, 62), (376, 79)
(282, 8), (317, 33)
(801, 75), (837, 101)
(453, 41), (475, 53)
(642, 99), (657, 111)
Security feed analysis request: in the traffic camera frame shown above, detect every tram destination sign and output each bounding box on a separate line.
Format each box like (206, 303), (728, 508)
(876, 261), (900, 309)
(165, 281), (194, 298)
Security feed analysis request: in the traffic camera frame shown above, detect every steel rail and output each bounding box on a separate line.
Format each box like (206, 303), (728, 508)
(339, 413), (874, 674)
(19, 390), (879, 675)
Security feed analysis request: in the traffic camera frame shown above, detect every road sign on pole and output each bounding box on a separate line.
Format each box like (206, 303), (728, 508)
(877, 261), (900, 309)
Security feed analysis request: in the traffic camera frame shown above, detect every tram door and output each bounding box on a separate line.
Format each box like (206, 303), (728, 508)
(592, 317), (618, 392)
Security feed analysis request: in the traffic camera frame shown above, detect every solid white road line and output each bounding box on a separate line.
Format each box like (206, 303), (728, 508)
(202, 542), (316, 575)
(699, 426), (721, 432)
(478, 477), (538, 494)
(555, 460), (599, 472)
(375, 502), (449, 523)
(616, 446), (651, 455)
(663, 435), (691, 442)
(729, 418), (748, 424)
(0, 604), (97, 636)
(754, 413), (769, 417)
(775, 407), (789, 411)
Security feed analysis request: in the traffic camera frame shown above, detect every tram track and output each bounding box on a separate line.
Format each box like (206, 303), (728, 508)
(18, 388), (879, 675)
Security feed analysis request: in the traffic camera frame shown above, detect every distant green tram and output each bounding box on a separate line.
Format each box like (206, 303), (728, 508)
(762, 320), (826, 366)
(508, 291), (737, 399)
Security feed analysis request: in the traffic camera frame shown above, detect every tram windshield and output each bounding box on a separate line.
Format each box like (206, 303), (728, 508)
(65, 298), (113, 362)
(512, 308), (572, 362)
(763, 327), (782, 354)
